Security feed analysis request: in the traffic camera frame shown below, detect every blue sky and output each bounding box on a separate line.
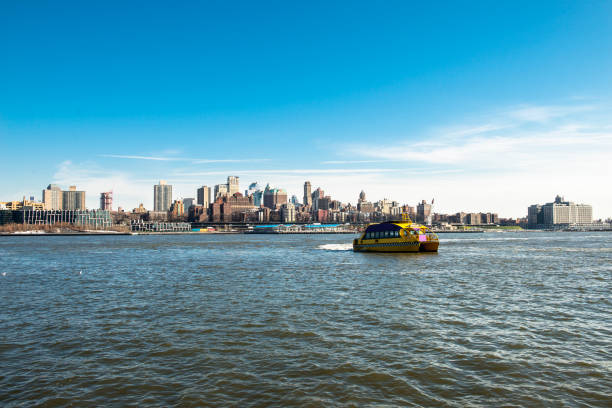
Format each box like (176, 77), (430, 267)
(1, 1), (611, 217)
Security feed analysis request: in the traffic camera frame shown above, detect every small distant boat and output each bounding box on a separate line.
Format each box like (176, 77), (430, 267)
(353, 214), (439, 253)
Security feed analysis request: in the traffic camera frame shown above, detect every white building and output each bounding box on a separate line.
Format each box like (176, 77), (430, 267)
(533, 195), (592, 227)
(153, 180), (172, 212)
(227, 176), (240, 196)
(214, 184), (228, 200)
(281, 203), (296, 223)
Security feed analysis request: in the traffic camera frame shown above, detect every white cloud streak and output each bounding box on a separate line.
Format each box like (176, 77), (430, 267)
(100, 154), (178, 161)
(100, 154), (269, 163)
(507, 104), (594, 122)
(172, 168), (399, 177)
(321, 160), (386, 164)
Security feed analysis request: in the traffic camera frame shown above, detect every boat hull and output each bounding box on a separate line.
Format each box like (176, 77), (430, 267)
(353, 240), (438, 253)
(419, 241), (439, 252)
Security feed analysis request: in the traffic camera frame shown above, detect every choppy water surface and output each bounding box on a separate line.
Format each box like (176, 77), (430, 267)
(1, 232), (611, 406)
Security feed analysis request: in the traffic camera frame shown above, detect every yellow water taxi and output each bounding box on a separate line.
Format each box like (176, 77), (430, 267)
(353, 214), (439, 253)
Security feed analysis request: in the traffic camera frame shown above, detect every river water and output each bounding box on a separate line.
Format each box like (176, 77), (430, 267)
(1, 232), (610, 406)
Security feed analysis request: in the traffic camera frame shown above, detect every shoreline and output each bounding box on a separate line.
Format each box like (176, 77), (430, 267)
(2, 229), (610, 237)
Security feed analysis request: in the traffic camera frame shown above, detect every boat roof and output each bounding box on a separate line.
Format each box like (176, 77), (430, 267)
(364, 221), (427, 232)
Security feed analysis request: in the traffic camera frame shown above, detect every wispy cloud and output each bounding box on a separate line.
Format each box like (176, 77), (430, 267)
(321, 160), (387, 164)
(100, 154), (269, 163)
(350, 103), (609, 167)
(443, 123), (510, 138)
(507, 104), (594, 122)
(191, 159), (270, 164)
(100, 154), (179, 161)
(172, 168), (400, 177)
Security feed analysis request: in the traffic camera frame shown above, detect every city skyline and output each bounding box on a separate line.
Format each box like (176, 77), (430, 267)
(2, 177), (605, 225)
(1, 2), (612, 218)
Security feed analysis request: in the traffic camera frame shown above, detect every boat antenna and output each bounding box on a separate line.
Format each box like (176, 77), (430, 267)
(401, 212), (412, 222)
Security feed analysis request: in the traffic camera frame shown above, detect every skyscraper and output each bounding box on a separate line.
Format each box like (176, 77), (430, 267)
(197, 186), (210, 208)
(62, 186), (86, 210)
(214, 184), (228, 200)
(170, 199), (184, 217)
(303, 181), (312, 207)
(245, 182), (261, 197)
(263, 184), (287, 209)
(154, 180), (172, 212)
(183, 198), (195, 211)
(358, 190), (366, 203)
(416, 200), (432, 224)
(100, 191), (113, 211)
(227, 176), (240, 196)
(42, 184), (63, 210)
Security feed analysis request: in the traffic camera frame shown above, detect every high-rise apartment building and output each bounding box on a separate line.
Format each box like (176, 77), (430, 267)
(154, 180), (172, 212)
(197, 186), (210, 208)
(42, 184), (63, 210)
(303, 181), (312, 207)
(63, 186), (86, 210)
(214, 184), (228, 200)
(281, 203), (296, 223)
(263, 185), (288, 209)
(245, 182), (261, 197)
(358, 190), (367, 203)
(528, 195), (592, 228)
(170, 199), (184, 217)
(42, 184), (86, 210)
(416, 200), (432, 224)
(183, 198), (195, 211)
(100, 191), (113, 211)
(311, 187), (324, 211)
(528, 205), (542, 227)
(227, 176), (240, 196)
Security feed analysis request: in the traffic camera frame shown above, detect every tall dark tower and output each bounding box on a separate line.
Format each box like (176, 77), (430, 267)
(303, 181), (312, 207)
(358, 190), (366, 203)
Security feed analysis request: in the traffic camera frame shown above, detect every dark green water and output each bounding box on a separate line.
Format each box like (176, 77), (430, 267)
(1, 232), (610, 407)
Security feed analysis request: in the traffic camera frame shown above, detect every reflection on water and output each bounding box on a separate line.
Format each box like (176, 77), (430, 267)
(1, 232), (611, 406)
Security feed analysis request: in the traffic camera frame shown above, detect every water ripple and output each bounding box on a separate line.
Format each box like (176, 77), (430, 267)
(1, 232), (611, 406)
